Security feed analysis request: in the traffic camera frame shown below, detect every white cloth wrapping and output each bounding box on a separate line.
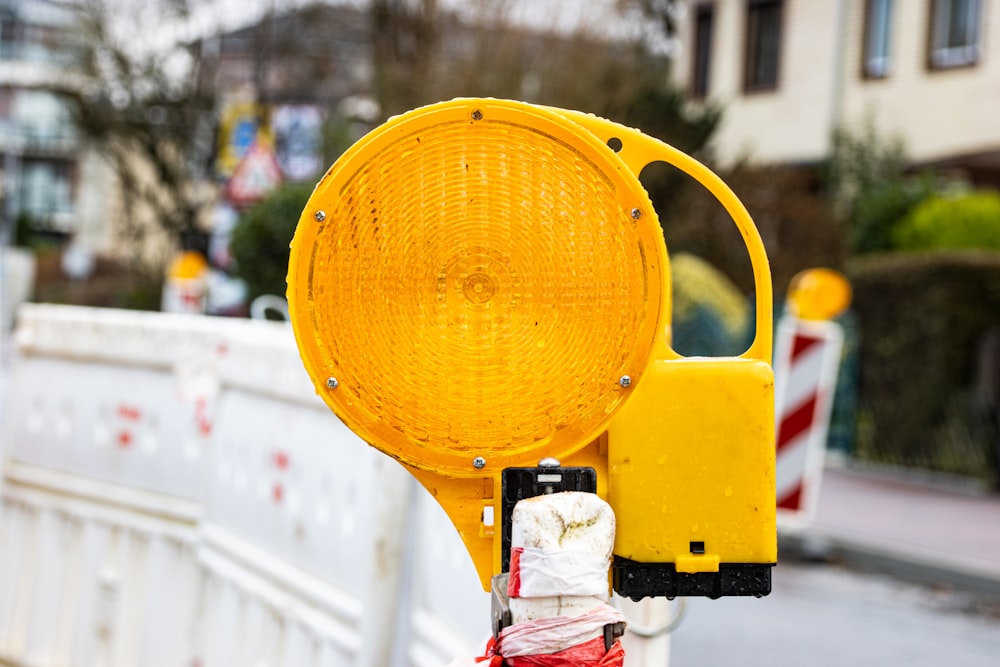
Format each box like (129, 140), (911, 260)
(509, 546), (610, 598)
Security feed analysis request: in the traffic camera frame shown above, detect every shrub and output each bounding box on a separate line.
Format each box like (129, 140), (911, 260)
(894, 189), (1000, 251)
(845, 251), (1000, 483)
(670, 253), (751, 357)
(825, 122), (935, 254)
(229, 184), (314, 302)
(852, 175), (936, 253)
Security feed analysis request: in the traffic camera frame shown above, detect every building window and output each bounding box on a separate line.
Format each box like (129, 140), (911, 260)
(21, 160), (74, 222)
(929, 0), (982, 69)
(744, 0), (783, 92)
(862, 0), (893, 78)
(692, 4), (715, 98)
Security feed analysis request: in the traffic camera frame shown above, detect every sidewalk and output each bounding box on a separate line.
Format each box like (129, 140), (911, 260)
(781, 464), (1000, 598)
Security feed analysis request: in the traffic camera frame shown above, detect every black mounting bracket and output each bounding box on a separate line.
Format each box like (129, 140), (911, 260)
(499, 464), (597, 572)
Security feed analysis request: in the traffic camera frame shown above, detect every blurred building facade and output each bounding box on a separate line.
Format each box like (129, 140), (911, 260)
(0, 0), (114, 250)
(672, 0), (1000, 184)
(185, 2), (381, 231)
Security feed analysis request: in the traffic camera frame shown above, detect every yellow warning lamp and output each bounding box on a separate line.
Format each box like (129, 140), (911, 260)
(167, 250), (208, 280)
(287, 99), (776, 598)
(787, 268), (852, 321)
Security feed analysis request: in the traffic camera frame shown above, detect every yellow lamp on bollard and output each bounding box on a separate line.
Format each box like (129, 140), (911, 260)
(287, 98), (776, 598)
(162, 250), (209, 314)
(787, 268), (852, 321)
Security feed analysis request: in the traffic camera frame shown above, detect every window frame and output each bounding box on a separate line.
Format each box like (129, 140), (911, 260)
(928, 0), (982, 70)
(743, 0), (784, 94)
(691, 3), (716, 98)
(862, 0), (894, 79)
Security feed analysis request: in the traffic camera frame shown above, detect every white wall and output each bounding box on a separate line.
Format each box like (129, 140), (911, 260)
(673, 0), (1000, 167)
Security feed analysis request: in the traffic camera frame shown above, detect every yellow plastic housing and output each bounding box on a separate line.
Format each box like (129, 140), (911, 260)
(553, 109), (777, 574)
(287, 99), (667, 477)
(607, 358), (777, 569)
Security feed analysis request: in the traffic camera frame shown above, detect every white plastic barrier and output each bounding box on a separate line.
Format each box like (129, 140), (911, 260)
(0, 304), (488, 667)
(0, 304), (673, 667)
(1, 247), (36, 331)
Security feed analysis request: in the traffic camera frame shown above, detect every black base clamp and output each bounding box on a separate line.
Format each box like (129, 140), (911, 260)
(500, 464), (597, 571)
(613, 556), (774, 600)
(491, 573), (511, 641)
(603, 621), (626, 651)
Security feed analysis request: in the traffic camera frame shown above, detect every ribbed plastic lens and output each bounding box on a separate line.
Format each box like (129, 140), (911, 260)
(289, 100), (664, 474)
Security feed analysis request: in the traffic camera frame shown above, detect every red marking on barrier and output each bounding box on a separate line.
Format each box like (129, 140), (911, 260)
(790, 333), (822, 363)
(194, 398), (213, 437)
(215, 342), (229, 356)
(777, 483), (803, 510)
(776, 395), (818, 451)
(272, 483), (284, 503)
(117, 430), (133, 448)
(776, 322), (844, 521)
(273, 451), (290, 470)
(117, 405), (142, 421)
(180, 289), (202, 308)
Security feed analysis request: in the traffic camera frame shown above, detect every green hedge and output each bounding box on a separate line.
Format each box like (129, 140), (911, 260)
(894, 190), (1000, 251)
(845, 251), (1000, 483)
(229, 184), (314, 302)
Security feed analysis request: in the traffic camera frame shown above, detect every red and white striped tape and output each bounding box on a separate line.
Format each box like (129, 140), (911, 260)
(773, 317), (844, 528)
(508, 546), (610, 598)
(496, 605), (626, 661)
(446, 493), (624, 667)
(447, 606), (626, 667)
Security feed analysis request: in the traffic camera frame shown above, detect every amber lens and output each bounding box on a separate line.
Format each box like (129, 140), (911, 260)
(288, 100), (664, 474)
(788, 268), (852, 321)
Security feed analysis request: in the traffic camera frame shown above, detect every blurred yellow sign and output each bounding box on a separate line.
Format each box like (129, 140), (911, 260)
(217, 102), (263, 178)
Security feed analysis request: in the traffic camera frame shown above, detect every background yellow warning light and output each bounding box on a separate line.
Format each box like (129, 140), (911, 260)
(787, 268), (852, 321)
(286, 99), (667, 476)
(167, 250), (207, 280)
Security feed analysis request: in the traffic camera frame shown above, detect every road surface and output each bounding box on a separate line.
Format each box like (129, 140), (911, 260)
(670, 560), (1000, 666)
